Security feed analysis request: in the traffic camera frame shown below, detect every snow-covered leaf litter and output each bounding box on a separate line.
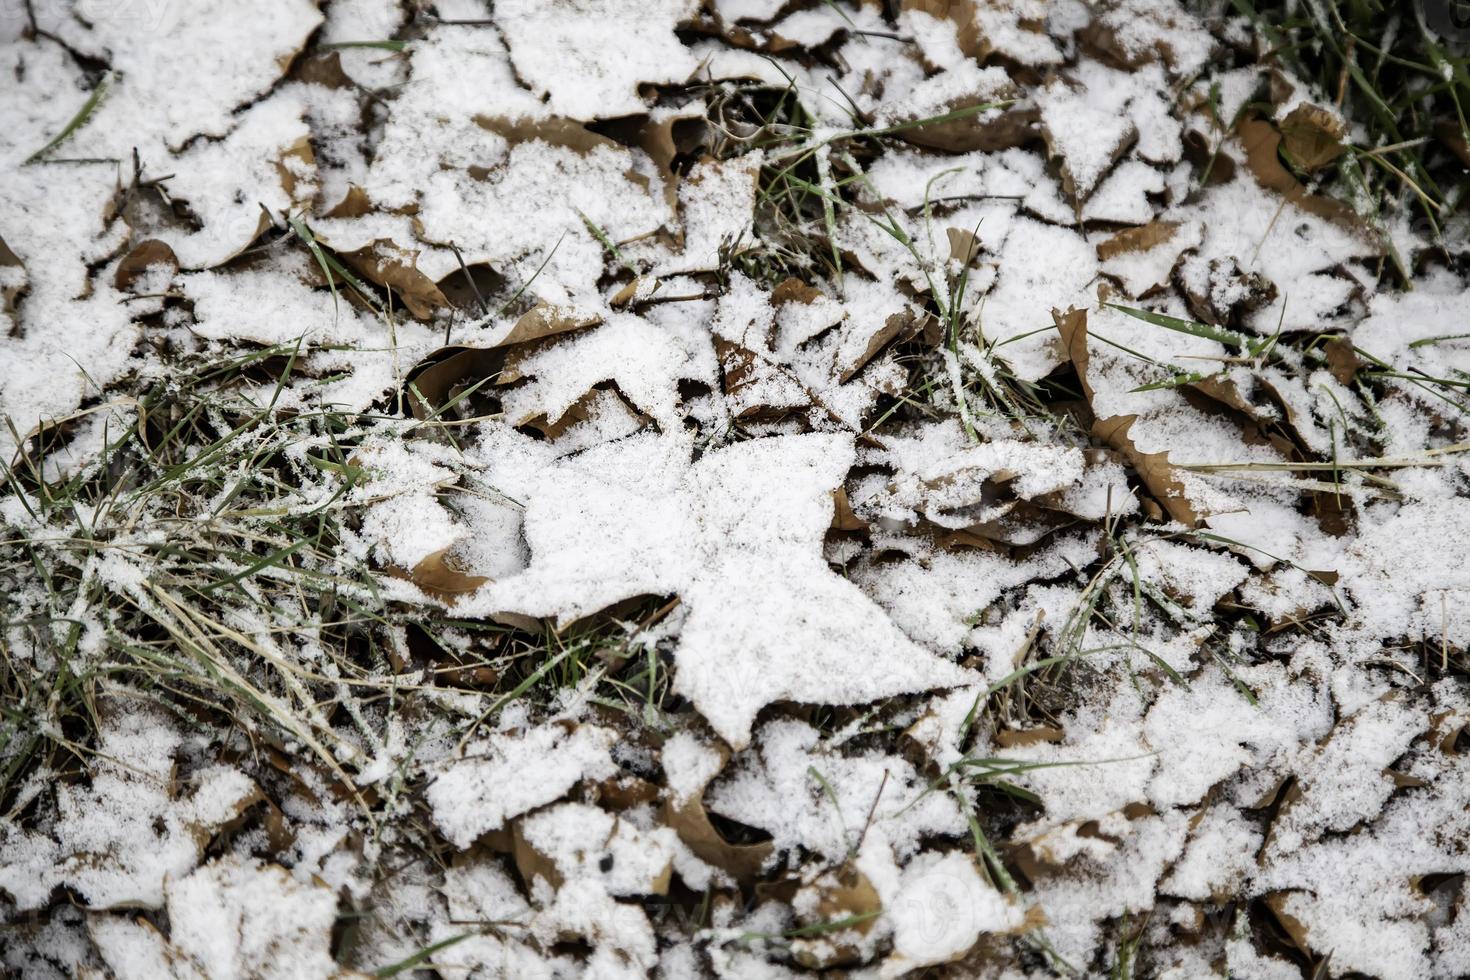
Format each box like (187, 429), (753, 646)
(2, 0), (1470, 977)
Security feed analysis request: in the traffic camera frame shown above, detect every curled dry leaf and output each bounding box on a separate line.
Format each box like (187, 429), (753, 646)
(114, 239), (179, 292)
(790, 862), (884, 969)
(0, 234), (26, 323)
(401, 305), (600, 419)
(660, 745), (774, 889)
(1278, 103), (1347, 173)
(947, 227), (982, 266)
(1053, 307), (1201, 526)
(388, 548), (489, 604)
(1237, 117), (1363, 232)
(336, 239), (447, 319)
(1095, 220), (1181, 262)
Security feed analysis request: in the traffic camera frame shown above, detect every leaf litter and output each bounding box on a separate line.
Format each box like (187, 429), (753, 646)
(3, 0), (1470, 977)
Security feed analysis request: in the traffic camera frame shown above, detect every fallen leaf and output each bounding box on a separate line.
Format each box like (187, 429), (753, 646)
(388, 548), (489, 603)
(831, 488), (869, 532)
(661, 752), (774, 889)
(1237, 117), (1363, 231)
(332, 239), (447, 319)
(459, 432), (976, 747)
(87, 857), (348, 980)
(1095, 220), (1181, 262)
(791, 862), (883, 969)
(1323, 335), (1361, 385)
(1054, 307), (1201, 525)
(1278, 103), (1347, 173)
(114, 239), (179, 292)
(1, 234), (27, 324)
(898, 103), (1037, 154)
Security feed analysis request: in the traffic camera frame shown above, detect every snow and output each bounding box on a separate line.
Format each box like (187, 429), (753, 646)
(4, 0), (1470, 976)
(428, 720), (619, 848)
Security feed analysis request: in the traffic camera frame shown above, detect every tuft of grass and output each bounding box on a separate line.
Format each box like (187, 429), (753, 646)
(0, 345), (670, 814)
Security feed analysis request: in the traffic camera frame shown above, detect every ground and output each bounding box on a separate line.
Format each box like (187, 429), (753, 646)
(2, 1), (1470, 977)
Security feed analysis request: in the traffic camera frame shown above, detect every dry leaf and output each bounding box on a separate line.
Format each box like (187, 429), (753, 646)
(1054, 307), (1201, 526)
(994, 725), (1065, 748)
(831, 488), (869, 532)
(499, 303), (601, 348)
(336, 239), (447, 319)
(837, 309), (916, 383)
(403, 347), (504, 421)
(662, 775), (773, 889)
(388, 548), (489, 603)
(402, 306), (600, 419)
(114, 239), (179, 292)
(902, 0), (982, 58)
(476, 115), (620, 156)
(899, 104), (1037, 155)
(947, 226), (982, 265)
(1095, 220), (1181, 262)
(1237, 117), (1363, 231)
(1278, 103), (1347, 173)
(322, 184), (374, 220)
(1, 234), (27, 324)
(1323, 335), (1361, 385)
(1436, 120), (1470, 168)
(790, 863), (883, 969)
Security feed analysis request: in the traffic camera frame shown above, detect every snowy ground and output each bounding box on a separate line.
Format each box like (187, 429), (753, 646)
(3, 0), (1470, 977)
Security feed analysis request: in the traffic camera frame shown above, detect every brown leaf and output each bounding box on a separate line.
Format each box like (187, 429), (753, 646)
(1323, 335), (1361, 385)
(510, 820), (565, 890)
(947, 227), (982, 265)
(500, 303), (601, 348)
(837, 309), (917, 383)
(274, 134), (316, 205)
(1, 234), (28, 321)
(402, 307), (599, 419)
(593, 775), (661, 810)
(294, 50), (354, 89)
(1437, 120), (1470, 168)
(388, 548), (489, 603)
(771, 277), (824, 307)
(901, 0), (982, 59)
(791, 863), (883, 969)
(637, 110), (706, 212)
(403, 347), (504, 420)
(994, 725), (1065, 748)
(610, 277), (658, 308)
(337, 240), (447, 319)
(898, 103), (1037, 154)
(661, 746), (773, 889)
(1237, 117), (1363, 231)
(475, 115), (619, 156)
(1261, 892), (1316, 959)
(1278, 103), (1347, 173)
(1054, 307), (1201, 526)
(321, 184), (374, 220)
(830, 488), (869, 532)
(1095, 220), (1181, 262)
(114, 239), (179, 292)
